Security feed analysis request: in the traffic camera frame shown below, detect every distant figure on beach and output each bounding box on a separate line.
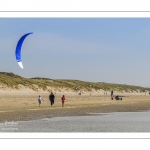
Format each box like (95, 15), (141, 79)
(61, 95), (65, 107)
(149, 92), (150, 96)
(111, 90), (113, 99)
(38, 95), (43, 107)
(49, 92), (55, 106)
(115, 95), (122, 100)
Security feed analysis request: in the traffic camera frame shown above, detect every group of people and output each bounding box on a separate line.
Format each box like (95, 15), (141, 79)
(38, 92), (66, 107)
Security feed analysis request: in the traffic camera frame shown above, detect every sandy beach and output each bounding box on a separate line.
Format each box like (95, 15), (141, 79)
(1, 91), (150, 124)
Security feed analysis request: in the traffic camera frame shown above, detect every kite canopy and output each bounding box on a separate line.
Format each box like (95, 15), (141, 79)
(15, 32), (33, 69)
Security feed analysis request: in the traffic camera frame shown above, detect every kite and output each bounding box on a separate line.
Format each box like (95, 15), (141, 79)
(15, 32), (33, 69)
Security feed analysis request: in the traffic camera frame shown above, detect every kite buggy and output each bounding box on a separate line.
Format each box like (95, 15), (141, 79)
(111, 95), (123, 100)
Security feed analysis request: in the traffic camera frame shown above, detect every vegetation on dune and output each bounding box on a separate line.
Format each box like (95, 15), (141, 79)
(0, 72), (150, 93)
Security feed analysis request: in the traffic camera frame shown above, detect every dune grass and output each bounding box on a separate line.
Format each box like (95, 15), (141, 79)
(0, 72), (150, 93)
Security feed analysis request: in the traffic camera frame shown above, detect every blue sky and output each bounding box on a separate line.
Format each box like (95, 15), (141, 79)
(1, 18), (150, 87)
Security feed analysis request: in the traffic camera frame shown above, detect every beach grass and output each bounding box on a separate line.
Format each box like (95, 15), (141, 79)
(0, 72), (150, 93)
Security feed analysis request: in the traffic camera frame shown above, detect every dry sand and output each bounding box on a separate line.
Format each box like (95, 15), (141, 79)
(0, 91), (150, 123)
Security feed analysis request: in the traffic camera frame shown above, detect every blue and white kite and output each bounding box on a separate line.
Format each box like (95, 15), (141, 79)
(15, 32), (33, 69)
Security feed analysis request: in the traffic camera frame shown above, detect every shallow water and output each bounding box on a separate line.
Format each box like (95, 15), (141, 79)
(1, 111), (150, 132)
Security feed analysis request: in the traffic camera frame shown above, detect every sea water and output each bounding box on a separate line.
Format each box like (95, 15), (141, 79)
(1, 111), (150, 132)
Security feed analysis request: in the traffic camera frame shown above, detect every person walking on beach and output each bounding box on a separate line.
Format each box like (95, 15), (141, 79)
(49, 92), (55, 106)
(38, 95), (44, 107)
(111, 90), (113, 100)
(61, 95), (65, 107)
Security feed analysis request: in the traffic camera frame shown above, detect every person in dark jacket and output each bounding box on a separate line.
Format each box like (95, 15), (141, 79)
(49, 92), (55, 106)
(111, 90), (113, 100)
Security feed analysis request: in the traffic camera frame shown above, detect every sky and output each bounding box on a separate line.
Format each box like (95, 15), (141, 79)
(1, 18), (150, 87)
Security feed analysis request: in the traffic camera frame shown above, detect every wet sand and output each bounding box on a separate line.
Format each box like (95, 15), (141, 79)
(1, 92), (150, 124)
(1, 111), (150, 132)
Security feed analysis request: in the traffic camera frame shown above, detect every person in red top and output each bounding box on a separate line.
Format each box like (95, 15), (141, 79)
(61, 95), (65, 107)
